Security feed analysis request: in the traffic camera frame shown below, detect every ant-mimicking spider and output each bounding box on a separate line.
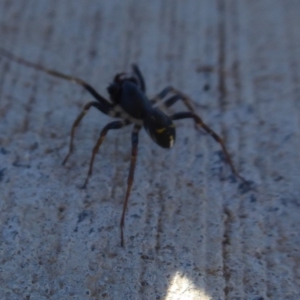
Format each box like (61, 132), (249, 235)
(0, 48), (247, 247)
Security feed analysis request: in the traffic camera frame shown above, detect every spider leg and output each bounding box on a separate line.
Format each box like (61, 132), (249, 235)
(81, 120), (131, 189)
(151, 86), (195, 113)
(0, 47), (112, 108)
(120, 124), (141, 247)
(171, 111), (247, 183)
(62, 101), (114, 165)
(163, 95), (182, 108)
(132, 64), (146, 92)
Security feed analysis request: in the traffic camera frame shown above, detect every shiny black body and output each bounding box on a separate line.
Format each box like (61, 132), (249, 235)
(109, 80), (151, 118)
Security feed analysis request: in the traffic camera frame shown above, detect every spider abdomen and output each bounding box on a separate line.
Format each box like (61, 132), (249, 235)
(143, 108), (176, 148)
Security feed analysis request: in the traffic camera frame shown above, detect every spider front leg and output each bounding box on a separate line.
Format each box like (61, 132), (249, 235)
(151, 86), (195, 113)
(120, 124), (141, 247)
(81, 120), (131, 189)
(171, 112), (247, 183)
(132, 64), (146, 92)
(62, 101), (112, 165)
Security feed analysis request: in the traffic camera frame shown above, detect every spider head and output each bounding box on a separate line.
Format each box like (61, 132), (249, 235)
(107, 82), (121, 99)
(144, 109), (176, 148)
(107, 73), (140, 101)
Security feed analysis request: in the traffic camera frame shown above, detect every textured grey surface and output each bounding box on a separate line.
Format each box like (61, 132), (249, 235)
(0, 1), (300, 299)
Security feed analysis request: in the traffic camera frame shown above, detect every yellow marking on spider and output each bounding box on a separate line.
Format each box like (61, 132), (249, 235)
(169, 135), (174, 147)
(156, 127), (166, 133)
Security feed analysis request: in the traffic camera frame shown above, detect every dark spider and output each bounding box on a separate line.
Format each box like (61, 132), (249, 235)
(0, 48), (247, 247)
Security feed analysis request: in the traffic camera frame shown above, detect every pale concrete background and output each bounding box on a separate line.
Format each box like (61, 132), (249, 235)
(0, 1), (299, 299)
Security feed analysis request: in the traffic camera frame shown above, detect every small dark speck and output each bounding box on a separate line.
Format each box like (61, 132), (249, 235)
(203, 83), (210, 91)
(247, 104), (254, 114)
(131, 213), (140, 219)
(273, 175), (284, 181)
(11, 230), (18, 239)
(0, 168), (5, 182)
(0, 147), (8, 154)
(58, 206), (65, 213)
(78, 210), (89, 223)
(267, 206), (279, 212)
(140, 254), (150, 260)
(29, 142), (39, 151)
(253, 297), (264, 300)
(250, 194), (257, 203)
(228, 174), (238, 184)
(74, 226), (78, 232)
(196, 65), (214, 73)
(238, 180), (255, 194)
(283, 133), (293, 142)
(89, 228), (94, 234)
(140, 281), (149, 287)
(102, 292), (108, 298)
(89, 49), (97, 59)
(12, 161), (30, 168)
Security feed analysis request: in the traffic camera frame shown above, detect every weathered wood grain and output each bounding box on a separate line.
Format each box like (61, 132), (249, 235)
(0, 1), (299, 299)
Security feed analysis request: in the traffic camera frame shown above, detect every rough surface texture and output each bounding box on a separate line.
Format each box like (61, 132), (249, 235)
(0, 1), (299, 299)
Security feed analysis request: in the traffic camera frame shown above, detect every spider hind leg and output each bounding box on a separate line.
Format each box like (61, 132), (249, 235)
(171, 111), (247, 183)
(120, 124), (141, 247)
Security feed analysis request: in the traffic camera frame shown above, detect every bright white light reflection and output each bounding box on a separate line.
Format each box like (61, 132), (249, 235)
(165, 272), (210, 300)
